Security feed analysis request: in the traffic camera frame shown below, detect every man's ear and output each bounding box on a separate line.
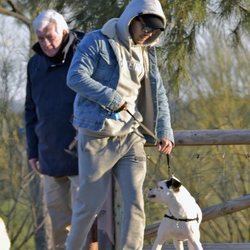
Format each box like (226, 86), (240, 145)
(63, 29), (69, 37)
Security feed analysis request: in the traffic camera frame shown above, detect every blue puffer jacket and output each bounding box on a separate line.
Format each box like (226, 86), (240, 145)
(25, 31), (84, 177)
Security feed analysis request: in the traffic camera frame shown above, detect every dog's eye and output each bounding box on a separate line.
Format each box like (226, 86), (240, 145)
(160, 186), (163, 189)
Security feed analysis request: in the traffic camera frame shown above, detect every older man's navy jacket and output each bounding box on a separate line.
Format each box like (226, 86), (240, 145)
(25, 31), (83, 176)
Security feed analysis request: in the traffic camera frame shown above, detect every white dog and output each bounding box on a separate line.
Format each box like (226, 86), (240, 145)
(0, 217), (11, 250)
(147, 176), (203, 250)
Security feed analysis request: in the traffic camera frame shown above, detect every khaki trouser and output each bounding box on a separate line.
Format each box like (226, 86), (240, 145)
(44, 175), (94, 249)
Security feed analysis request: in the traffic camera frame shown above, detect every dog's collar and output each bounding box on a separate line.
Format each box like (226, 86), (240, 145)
(164, 214), (199, 222)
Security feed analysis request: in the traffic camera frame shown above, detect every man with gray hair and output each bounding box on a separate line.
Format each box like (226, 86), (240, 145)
(24, 9), (98, 249)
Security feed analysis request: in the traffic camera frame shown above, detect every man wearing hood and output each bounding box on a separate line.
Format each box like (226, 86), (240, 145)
(66, 0), (174, 249)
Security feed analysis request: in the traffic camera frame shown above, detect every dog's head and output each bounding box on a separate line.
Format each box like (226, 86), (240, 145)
(147, 176), (182, 204)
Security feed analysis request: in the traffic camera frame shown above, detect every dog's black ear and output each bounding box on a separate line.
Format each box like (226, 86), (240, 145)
(167, 176), (181, 191)
(166, 176), (181, 190)
(165, 179), (171, 188)
(171, 177), (181, 189)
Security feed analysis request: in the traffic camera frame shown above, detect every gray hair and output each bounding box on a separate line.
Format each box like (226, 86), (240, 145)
(33, 9), (69, 34)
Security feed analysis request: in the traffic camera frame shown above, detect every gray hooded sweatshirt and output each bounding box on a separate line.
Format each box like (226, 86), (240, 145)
(99, 0), (167, 137)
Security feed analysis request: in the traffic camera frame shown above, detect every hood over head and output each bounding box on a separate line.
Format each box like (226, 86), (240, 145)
(102, 0), (166, 48)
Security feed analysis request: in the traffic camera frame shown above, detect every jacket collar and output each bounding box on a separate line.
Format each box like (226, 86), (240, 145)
(32, 31), (77, 64)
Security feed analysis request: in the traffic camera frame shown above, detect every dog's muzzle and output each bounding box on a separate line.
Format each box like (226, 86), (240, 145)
(148, 194), (156, 198)
(147, 189), (156, 198)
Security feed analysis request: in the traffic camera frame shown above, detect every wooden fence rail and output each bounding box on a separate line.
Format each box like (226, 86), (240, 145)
(174, 129), (250, 145)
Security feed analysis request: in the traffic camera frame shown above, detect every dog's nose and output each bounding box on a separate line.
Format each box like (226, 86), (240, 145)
(148, 194), (156, 198)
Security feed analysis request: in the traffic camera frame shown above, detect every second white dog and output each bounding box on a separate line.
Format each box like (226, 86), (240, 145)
(147, 176), (203, 250)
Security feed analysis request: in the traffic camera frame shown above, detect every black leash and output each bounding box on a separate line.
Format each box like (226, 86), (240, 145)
(126, 109), (174, 177)
(167, 154), (174, 178)
(126, 109), (160, 143)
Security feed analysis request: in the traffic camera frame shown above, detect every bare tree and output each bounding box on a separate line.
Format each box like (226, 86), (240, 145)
(0, 15), (52, 249)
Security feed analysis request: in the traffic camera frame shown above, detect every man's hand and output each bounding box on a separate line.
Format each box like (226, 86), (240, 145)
(29, 158), (41, 175)
(114, 102), (127, 113)
(157, 139), (173, 154)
